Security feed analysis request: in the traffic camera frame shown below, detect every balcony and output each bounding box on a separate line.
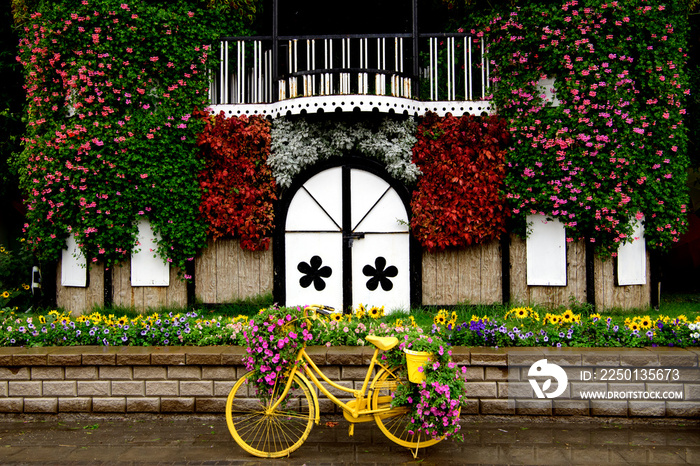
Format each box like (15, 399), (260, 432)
(207, 32), (493, 118)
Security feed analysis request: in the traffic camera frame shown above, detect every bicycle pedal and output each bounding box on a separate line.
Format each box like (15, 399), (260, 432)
(348, 424), (354, 437)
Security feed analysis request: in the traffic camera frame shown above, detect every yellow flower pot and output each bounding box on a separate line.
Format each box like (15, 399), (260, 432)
(404, 348), (432, 383)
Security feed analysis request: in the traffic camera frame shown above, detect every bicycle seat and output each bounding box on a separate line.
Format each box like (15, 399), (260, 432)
(366, 335), (398, 351)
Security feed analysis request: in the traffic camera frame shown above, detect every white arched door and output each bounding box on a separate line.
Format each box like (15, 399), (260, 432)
(284, 166), (410, 312)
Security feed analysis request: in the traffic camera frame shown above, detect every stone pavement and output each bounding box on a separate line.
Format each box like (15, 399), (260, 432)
(0, 414), (698, 465)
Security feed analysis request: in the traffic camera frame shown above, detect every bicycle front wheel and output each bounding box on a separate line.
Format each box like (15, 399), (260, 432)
(226, 371), (315, 458)
(370, 367), (442, 449)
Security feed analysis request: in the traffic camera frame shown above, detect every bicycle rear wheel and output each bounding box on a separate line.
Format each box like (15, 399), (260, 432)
(370, 367), (442, 449)
(226, 371), (315, 458)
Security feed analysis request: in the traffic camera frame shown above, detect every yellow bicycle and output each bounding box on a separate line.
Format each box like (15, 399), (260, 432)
(225, 305), (443, 458)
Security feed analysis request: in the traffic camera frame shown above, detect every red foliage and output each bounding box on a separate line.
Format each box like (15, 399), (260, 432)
(411, 113), (510, 251)
(197, 110), (276, 250)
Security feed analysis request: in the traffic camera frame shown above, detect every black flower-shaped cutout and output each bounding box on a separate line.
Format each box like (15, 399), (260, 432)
(363, 256), (398, 291)
(298, 255), (332, 291)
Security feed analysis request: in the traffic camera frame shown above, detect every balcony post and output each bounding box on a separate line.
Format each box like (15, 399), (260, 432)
(412, 0), (419, 99)
(272, 0), (279, 100)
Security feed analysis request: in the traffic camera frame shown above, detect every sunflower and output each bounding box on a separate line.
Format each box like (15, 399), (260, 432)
(629, 322), (640, 331)
(117, 316), (129, 326)
(22, 284), (30, 291)
(368, 306), (384, 319)
(433, 309), (448, 326)
(548, 314), (561, 325)
(639, 316), (652, 329)
(1, 291), (9, 298)
(355, 303), (367, 319)
(39, 315), (46, 324)
(409, 315), (417, 327)
(561, 310), (574, 323)
(330, 313), (344, 323)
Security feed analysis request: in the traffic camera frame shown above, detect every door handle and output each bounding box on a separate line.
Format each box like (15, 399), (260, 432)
(344, 232), (365, 247)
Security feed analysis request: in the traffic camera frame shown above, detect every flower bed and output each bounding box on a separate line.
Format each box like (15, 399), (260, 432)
(0, 305), (698, 349)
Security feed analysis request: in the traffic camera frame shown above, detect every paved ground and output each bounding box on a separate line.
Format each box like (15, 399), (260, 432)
(0, 414), (698, 465)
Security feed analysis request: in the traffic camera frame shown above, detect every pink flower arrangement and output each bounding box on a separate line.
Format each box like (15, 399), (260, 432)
(242, 306), (312, 397)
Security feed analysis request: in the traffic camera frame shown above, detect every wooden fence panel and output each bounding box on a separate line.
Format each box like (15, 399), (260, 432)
(509, 236), (586, 308)
(594, 253), (650, 310)
(56, 260), (104, 314)
(110, 260), (185, 310)
(195, 238), (273, 304)
(195, 240), (217, 303)
(422, 242), (502, 305)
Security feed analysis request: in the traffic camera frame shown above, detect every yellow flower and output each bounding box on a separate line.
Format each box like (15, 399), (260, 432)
(355, 304), (366, 319)
(22, 284), (30, 291)
(393, 318), (404, 327)
(590, 313), (602, 320)
(629, 322), (640, 331)
(433, 309), (448, 326)
(39, 315), (46, 324)
(330, 313), (343, 323)
(368, 306), (384, 319)
(561, 309), (575, 323)
(1, 291), (9, 298)
(639, 316), (652, 329)
(548, 314), (561, 325)
(117, 316), (129, 326)
(409, 315), (417, 327)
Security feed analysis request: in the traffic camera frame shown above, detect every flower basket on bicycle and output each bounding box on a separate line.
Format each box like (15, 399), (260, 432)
(404, 348), (432, 383)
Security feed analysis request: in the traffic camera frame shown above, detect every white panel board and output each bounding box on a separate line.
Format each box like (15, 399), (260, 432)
(61, 234), (87, 287)
(352, 233), (410, 312)
(350, 170), (391, 229)
(131, 219), (169, 286)
(354, 188), (409, 233)
(285, 232), (343, 311)
(526, 214), (567, 286)
(301, 167), (343, 228)
(617, 217), (646, 286)
(286, 188), (342, 232)
(537, 77), (560, 107)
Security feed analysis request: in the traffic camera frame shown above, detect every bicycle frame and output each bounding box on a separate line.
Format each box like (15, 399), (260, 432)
(268, 344), (400, 423)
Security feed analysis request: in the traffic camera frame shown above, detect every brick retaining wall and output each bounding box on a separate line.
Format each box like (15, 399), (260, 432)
(0, 346), (698, 417)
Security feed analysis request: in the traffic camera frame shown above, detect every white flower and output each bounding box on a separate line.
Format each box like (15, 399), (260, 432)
(689, 323), (697, 331)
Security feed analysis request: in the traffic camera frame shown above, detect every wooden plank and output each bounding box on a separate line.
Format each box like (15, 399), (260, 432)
(508, 234), (529, 304)
(436, 249), (459, 305)
(195, 239), (218, 303)
(112, 261), (130, 308)
(459, 246), (480, 304)
(595, 255), (614, 310)
(239, 246), (261, 299)
(570, 241), (587, 303)
(56, 261), (68, 311)
(85, 262), (104, 313)
(166, 267), (187, 308)
(260, 244), (274, 295)
(480, 241), (502, 304)
(217, 239), (239, 302)
(421, 251), (437, 305)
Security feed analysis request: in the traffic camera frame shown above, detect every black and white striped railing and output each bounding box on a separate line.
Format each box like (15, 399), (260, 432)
(208, 32), (491, 112)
